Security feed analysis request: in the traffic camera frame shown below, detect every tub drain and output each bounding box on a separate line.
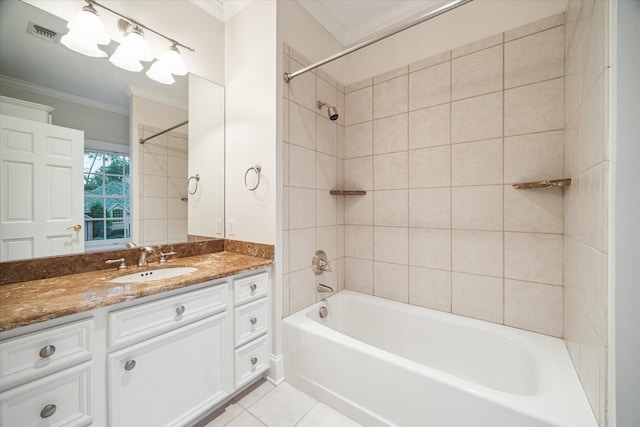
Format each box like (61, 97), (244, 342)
(319, 306), (328, 318)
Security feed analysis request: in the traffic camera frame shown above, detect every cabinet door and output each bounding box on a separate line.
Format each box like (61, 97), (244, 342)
(108, 313), (231, 427)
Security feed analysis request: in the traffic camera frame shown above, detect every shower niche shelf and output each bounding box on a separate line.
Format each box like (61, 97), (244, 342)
(512, 179), (571, 189)
(330, 190), (367, 196)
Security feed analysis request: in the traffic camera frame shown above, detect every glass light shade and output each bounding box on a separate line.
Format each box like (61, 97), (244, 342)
(61, 4), (110, 57)
(67, 5), (110, 45)
(109, 30), (152, 72)
(61, 31), (108, 58)
(146, 60), (175, 85)
(160, 46), (188, 76)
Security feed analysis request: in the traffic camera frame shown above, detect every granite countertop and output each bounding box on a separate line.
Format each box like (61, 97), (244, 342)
(0, 251), (272, 332)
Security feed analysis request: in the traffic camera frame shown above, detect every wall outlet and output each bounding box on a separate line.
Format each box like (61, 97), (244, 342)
(216, 219), (222, 235)
(228, 219), (235, 236)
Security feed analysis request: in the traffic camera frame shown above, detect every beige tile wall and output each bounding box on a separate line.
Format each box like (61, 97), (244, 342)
(563, 0), (610, 424)
(342, 14), (566, 338)
(138, 124), (188, 246)
(282, 45), (346, 317)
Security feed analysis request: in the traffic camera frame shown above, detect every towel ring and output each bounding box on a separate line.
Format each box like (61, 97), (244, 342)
(188, 174), (200, 195)
(244, 165), (261, 191)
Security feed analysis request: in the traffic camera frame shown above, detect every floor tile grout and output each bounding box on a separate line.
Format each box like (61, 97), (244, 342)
(205, 380), (359, 427)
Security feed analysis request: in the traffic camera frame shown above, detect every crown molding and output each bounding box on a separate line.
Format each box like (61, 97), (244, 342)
(298, 0), (443, 46)
(190, 0), (251, 23)
(297, 1), (348, 45)
(125, 84), (188, 111)
(190, 0), (225, 22)
(0, 75), (128, 115)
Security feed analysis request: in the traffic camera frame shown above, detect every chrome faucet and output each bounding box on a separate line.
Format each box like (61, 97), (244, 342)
(138, 246), (153, 267)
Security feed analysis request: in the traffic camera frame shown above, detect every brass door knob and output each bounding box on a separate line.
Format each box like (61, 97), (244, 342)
(67, 224), (82, 231)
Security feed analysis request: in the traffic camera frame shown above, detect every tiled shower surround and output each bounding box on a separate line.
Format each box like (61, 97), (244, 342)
(563, 0), (610, 424)
(282, 7), (607, 424)
(138, 124), (189, 246)
(283, 13), (567, 336)
(340, 15), (566, 338)
(282, 49), (347, 316)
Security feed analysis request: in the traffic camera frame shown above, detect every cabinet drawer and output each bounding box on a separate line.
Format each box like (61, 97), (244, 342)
(234, 272), (268, 306)
(0, 362), (93, 427)
(109, 282), (228, 348)
(0, 318), (93, 391)
(234, 334), (269, 389)
(234, 297), (268, 348)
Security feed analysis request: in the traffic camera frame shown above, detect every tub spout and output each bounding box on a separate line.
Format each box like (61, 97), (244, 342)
(317, 283), (334, 293)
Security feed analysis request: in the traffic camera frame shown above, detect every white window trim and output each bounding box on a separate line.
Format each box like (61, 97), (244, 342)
(84, 140), (131, 252)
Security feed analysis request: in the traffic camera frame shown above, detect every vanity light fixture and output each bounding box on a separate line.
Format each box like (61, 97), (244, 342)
(60, 1), (109, 57)
(62, 0), (194, 84)
(145, 43), (187, 84)
(157, 44), (189, 76)
(109, 20), (153, 72)
(146, 59), (175, 85)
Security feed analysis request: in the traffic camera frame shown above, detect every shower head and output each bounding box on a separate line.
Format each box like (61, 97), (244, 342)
(317, 101), (339, 121)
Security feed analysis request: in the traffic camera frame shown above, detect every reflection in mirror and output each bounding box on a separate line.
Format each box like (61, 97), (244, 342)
(0, 0), (224, 262)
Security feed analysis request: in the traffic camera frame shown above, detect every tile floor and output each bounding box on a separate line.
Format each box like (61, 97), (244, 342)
(199, 379), (361, 427)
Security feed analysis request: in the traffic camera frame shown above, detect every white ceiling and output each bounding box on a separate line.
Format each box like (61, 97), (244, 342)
(190, 0), (252, 23)
(297, 0), (444, 45)
(194, 0), (447, 46)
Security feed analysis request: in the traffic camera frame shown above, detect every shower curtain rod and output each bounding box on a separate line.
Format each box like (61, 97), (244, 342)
(283, 0), (474, 83)
(139, 120), (188, 144)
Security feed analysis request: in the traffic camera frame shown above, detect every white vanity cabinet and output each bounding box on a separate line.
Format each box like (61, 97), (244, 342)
(0, 267), (271, 427)
(0, 319), (94, 427)
(107, 280), (232, 427)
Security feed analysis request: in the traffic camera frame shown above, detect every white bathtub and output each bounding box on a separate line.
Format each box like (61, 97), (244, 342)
(283, 290), (597, 427)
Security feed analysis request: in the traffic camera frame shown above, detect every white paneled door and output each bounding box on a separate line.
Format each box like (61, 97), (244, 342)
(0, 115), (84, 261)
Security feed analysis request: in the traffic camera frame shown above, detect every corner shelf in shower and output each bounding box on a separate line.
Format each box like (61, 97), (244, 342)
(512, 179), (571, 189)
(329, 190), (367, 196)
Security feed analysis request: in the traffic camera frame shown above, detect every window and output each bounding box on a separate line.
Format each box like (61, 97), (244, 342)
(111, 208), (124, 223)
(84, 148), (130, 251)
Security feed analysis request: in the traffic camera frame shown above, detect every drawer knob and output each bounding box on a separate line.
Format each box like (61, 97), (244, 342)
(176, 305), (186, 315)
(39, 345), (56, 358)
(249, 283), (257, 293)
(40, 404), (57, 418)
(250, 356), (258, 365)
(250, 317), (258, 325)
(124, 360), (136, 371)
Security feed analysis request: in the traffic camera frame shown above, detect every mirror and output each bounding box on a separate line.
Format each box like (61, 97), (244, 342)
(0, 0), (224, 261)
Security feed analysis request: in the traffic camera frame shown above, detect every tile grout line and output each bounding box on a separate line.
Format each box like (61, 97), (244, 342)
(502, 30), (507, 326)
(406, 67), (411, 304)
(449, 49), (453, 314)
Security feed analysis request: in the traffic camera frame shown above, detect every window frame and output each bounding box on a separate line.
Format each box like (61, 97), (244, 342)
(83, 140), (131, 252)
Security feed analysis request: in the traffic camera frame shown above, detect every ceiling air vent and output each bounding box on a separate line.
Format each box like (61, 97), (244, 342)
(27, 21), (61, 43)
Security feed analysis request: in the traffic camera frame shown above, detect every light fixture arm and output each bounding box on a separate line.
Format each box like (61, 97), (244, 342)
(86, 0), (195, 53)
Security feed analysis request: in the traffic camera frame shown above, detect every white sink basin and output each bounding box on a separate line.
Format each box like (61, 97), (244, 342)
(109, 267), (197, 283)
